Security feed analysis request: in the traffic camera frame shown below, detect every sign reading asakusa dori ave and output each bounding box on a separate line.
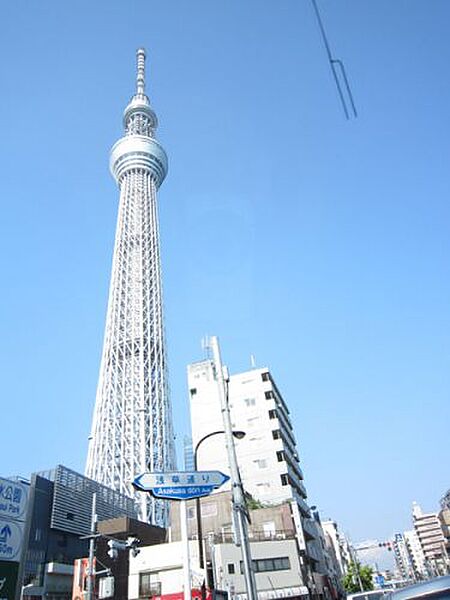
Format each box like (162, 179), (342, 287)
(133, 471), (230, 501)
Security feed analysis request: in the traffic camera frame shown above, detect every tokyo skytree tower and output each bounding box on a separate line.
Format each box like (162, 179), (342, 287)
(86, 49), (175, 525)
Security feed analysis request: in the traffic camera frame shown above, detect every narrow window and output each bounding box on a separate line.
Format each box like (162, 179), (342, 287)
(280, 473), (289, 486)
(276, 450), (285, 462)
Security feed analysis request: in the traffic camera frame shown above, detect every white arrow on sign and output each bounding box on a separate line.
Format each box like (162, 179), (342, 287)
(0, 519), (23, 561)
(133, 470), (229, 492)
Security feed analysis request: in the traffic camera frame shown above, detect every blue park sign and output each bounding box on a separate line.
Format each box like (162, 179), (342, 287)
(133, 470), (230, 500)
(0, 478), (28, 521)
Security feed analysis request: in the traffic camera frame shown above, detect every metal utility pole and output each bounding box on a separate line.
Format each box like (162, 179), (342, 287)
(350, 545), (364, 592)
(180, 500), (192, 600)
(86, 492), (97, 600)
(208, 336), (258, 600)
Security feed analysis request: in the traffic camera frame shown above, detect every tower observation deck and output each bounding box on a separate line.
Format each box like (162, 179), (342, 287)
(86, 49), (175, 525)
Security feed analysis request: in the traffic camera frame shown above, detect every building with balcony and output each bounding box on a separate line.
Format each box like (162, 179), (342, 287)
(412, 502), (447, 576)
(187, 361), (324, 595)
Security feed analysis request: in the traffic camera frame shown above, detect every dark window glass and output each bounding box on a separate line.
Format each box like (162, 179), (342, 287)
(272, 429), (281, 440)
(261, 372), (270, 382)
(240, 557), (290, 574)
(268, 409), (277, 419)
(265, 390), (274, 399)
(190, 388), (197, 396)
(276, 450), (285, 462)
(227, 563), (235, 574)
(281, 473), (289, 486)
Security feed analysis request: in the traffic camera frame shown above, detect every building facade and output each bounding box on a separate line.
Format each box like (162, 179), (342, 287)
(128, 538), (309, 600)
(20, 466), (137, 596)
(392, 533), (415, 581)
(403, 529), (427, 580)
(86, 48), (175, 526)
(412, 502), (447, 576)
(187, 360), (323, 595)
(320, 521), (350, 580)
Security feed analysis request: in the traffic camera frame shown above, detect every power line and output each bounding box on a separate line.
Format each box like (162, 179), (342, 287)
(310, 0), (358, 119)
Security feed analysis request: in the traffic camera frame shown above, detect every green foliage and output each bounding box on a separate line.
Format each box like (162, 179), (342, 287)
(342, 561), (374, 593)
(246, 497), (265, 510)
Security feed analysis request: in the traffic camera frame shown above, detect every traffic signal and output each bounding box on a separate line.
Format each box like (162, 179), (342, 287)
(107, 539), (127, 560)
(126, 537), (141, 558)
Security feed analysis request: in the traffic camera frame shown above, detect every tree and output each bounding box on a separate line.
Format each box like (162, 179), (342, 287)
(342, 561), (374, 593)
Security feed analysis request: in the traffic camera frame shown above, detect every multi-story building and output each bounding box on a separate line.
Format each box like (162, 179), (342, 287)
(128, 538), (308, 600)
(438, 509), (450, 567)
(392, 533), (415, 581)
(321, 520), (351, 579)
(187, 359), (322, 594)
(403, 529), (427, 580)
(86, 48), (175, 526)
(441, 490), (450, 512)
(413, 502), (447, 576)
(19, 465), (138, 597)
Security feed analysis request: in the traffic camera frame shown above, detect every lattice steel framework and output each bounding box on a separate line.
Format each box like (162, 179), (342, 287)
(86, 49), (175, 525)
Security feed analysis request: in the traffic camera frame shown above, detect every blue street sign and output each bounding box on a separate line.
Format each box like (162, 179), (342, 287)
(133, 470), (230, 500)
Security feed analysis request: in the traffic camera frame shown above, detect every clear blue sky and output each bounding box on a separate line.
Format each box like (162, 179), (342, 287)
(1, 1), (449, 546)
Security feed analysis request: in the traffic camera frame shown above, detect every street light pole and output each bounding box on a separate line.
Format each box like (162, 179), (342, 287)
(208, 336), (258, 600)
(194, 430), (246, 571)
(86, 492), (97, 600)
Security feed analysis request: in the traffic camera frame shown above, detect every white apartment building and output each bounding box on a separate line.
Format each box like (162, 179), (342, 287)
(187, 361), (322, 584)
(321, 521), (350, 578)
(413, 502), (447, 575)
(403, 529), (427, 579)
(392, 533), (415, 580)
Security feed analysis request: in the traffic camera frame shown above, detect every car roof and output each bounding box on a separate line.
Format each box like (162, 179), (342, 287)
(391, 576), (450, 600)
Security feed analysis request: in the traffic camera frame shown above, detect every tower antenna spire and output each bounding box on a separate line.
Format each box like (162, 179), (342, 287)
(136, 47), (146, 95)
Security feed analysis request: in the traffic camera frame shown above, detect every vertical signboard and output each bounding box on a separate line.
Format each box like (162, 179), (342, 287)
(0, 477), (29, 600)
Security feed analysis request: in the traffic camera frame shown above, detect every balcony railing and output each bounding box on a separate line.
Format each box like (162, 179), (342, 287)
(207, 529), (296, 544)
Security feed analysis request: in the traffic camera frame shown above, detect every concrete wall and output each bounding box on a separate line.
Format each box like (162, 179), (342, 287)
(213, 540), (306, 595)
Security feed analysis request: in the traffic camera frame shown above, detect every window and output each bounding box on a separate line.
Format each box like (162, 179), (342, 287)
(276, 450), (285, 462)
(265, 390), (274, 399)
(263, 521), (276, 538)
(187, 502), (217, 520)
(253, 459), (267, 469)
(244, 397), (256, 407)
(272, 429), (281, 440)
(281, 473), (289, 486)
(261, 372), (270, 382)
(190, 388), (197, 396)
(268, 409), (277, 419)
(227, 563), (235, 574)
(201, 502), (217, 517)
(139, 573), (161, 597)
(240, 557), (290, 573)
